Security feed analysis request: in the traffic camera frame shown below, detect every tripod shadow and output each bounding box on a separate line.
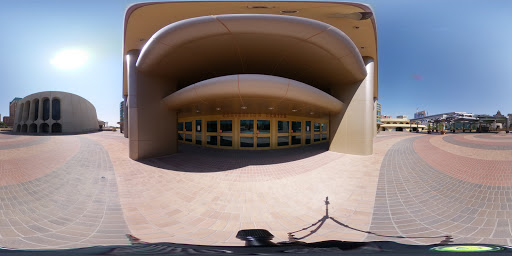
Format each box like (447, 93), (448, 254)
(287, 197), (453, 245)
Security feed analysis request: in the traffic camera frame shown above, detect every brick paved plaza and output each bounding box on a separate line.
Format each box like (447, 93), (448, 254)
(1, 131), (512, 249)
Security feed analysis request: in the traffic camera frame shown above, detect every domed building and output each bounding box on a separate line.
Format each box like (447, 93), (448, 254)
(14, 91), (99, 134)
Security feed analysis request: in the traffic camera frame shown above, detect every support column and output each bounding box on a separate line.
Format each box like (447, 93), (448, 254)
(373, 99), (377, 136)
(127, 50), (178, 160)
(329, 57), (374, 155)
(39, 99), (44, 132)
(506, 117), (510, 133)
(49, 97), (53, 133)
(124, 95), (128, 138)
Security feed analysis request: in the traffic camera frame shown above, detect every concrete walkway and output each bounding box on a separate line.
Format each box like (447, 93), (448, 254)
(368, 132), (512, 246)
(1, 131), (511, 249)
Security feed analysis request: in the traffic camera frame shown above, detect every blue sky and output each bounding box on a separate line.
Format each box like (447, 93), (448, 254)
(1, 0), (512, 125)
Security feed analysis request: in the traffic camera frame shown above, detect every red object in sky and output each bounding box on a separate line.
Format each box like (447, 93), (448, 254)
(412, 74), (423, 80)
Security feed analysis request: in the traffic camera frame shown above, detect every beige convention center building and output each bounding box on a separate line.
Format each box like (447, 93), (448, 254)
(122, 1), (378, 160)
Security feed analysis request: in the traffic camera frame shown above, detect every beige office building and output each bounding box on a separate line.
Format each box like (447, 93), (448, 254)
(380, 117), (426, 132)
(123, 1), (378, 160)
(14, 91), (99, 134)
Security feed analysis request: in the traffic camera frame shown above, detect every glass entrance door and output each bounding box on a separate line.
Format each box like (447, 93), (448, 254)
(240, 120), (254, 148)
(206, 120), (218, 146)
(180, 116), (327, 149)
(205, 119), (234, 148)
(256, 120), (271, 148)
(219, 120), (233, 147)
(239, 119), (271, 149)
(277, 120), (290, 147)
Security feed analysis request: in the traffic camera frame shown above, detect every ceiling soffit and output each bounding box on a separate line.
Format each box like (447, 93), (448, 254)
(137, 14), (366, 92)
(163, 74), (343, 116)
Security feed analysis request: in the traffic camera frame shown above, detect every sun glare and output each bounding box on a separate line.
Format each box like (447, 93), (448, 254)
(50, 49), (89, 70)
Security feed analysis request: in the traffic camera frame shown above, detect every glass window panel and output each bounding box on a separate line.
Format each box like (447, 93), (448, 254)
(292, 121), (301, 133)
(278, 121), (289, 133)
(240, 120), (254, 133)
(178, 122), (184, 131)
(292, 135), (301, 145)
(314, 122), (321, 132)
(314, 134), (321, 142)
(257, 120), (271, 133)
(322, 123), (327, 131)
(178, 133), (184, 141)
(207, 121), (217, 132)
(196, 120), (202, 132)
(322, 133), (327, 141)
(240, 137), (254, 147)
(185, 134), (192, 142)
(220, 136), (232, 146)
(185, 122), (192, 132)
(257, 137), (270, 147)
(306, 121), (311, 134)
(305, 135), (311, 144)
(196, 135), (202, 145)
(278, 136), (289, 146)
(207, 135), (217, 145)
(220, 120), (232, 133)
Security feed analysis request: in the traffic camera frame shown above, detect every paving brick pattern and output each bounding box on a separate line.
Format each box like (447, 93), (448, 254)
(474, 134), (512, 140)
(443, 134), (512, 150)
(0, 135), (129, 249)
(368, 135), (512, 246)
(373, 132), (419, 144)
(86, 132), (398, 246)
(0, 136), (50, 150)
(0, 135), (83, 187)
(142, 143), (342, 181)
(5, 130), (511, 249)
(415, 136), (512, 186)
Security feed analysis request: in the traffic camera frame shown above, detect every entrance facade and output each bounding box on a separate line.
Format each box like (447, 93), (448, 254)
(122, 3), (378, 160)
(178, 114), (328, 149)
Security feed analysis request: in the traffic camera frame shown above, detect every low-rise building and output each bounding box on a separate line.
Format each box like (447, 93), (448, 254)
(6, 97), (22, 127)
(380, 117), (426, 132)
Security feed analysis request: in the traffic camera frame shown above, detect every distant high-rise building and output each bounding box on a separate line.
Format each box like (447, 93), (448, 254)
(396, 115), (408, 119)
(120, 101), (125, 122)
(2, 116), (8, 124)
(414, 110), (426, 119)
(376, 102), (381, 123)
(6, 97), (22, 127)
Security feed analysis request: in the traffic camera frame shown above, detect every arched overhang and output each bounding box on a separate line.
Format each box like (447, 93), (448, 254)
(136, 14), (366, 92)
(163, 74), (343, 116)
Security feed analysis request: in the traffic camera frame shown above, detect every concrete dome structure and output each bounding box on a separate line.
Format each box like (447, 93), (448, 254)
(14, 91), (99, 134)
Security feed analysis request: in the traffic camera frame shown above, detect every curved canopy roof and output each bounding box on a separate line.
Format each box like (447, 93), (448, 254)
(123, 1), (378, 97)
(136, 14), (366, 93)
(163, 74), (343, 115)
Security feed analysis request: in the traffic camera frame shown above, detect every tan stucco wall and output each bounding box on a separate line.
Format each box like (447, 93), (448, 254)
(127, 50), (178, 160)
(329, 57), (375, 155)
(14, 91), (98, 134)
